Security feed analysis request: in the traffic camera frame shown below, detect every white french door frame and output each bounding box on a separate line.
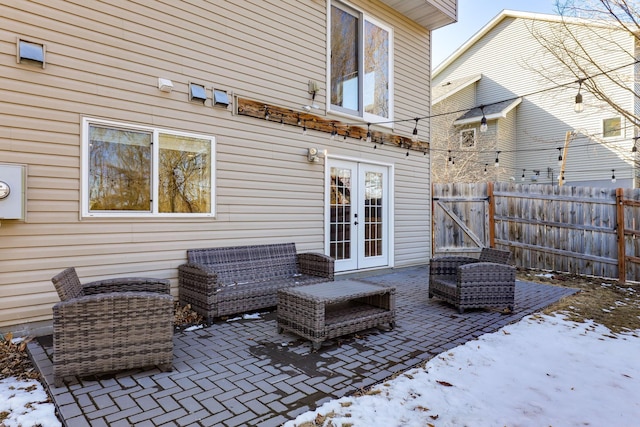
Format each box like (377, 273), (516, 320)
(325, 156), (394, 272)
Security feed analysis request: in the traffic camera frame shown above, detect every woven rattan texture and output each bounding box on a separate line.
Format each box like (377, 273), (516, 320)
(277, 281), (396, 350)
(51, 268), (174, 387)
(178, 243), (335, 322)
(429, 248), (515, 313)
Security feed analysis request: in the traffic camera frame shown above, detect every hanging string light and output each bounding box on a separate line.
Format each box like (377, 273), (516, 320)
(447, 150), (452, 165)
(495, 151), (501, 167)
(366, 123), (372, 144)
(521, 169), (526, 181)
(480, 105), (488, 133)
(574, 79), (584, 113)
(557, 147), (563, 166)
(330, 124), (337, 140)
(264, 106), (270, 121)
(484, 164), (488, 174)
(302, 120), (307, 136)
(297, 114), (301, 126)
(412, 118), (419, 142)
(611, 169), (616, 183)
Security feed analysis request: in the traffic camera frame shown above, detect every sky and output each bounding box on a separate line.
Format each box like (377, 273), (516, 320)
(432, 0), (561, 69)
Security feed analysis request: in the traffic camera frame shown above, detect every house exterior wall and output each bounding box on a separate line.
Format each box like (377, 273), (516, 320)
(433, 13), (636, 188)
(0, 0), (451, 332)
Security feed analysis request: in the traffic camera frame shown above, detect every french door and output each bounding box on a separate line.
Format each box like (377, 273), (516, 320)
(327, 159), (390, 272)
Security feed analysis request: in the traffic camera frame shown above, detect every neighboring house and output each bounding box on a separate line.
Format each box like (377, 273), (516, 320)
(0, 1), (456, 333)
(432, 10), (638, 188)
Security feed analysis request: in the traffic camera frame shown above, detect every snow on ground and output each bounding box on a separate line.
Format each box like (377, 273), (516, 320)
(0, 377), (60, 427)
(2, 311), (639, 427)
(285, 313), (640, 427)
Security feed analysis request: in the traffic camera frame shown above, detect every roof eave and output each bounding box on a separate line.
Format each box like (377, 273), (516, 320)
(380, 0), (457, 30)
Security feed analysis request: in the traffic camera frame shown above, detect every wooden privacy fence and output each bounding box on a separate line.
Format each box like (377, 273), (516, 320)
(432, 182), (640, 283)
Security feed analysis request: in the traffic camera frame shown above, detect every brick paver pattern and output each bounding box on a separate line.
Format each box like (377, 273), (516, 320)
(28, 265), (577, 427)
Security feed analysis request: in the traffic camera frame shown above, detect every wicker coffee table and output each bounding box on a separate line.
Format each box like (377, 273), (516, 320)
(277, 279), (396, 350)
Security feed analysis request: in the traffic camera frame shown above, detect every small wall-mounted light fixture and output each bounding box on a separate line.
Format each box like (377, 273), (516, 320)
(158, 78), (173, 92)
(213, 89), (230, 108)
(17, 39), (45, 68)
(307, 147), (327, 162)
(308, 80), (319, 99)
(189, 83), (207, 103)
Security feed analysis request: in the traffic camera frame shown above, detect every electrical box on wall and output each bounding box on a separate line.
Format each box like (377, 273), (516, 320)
(0, 164), (26, 220)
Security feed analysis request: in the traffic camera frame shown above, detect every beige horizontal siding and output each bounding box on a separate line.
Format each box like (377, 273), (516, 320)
(0, 0), (432, 330)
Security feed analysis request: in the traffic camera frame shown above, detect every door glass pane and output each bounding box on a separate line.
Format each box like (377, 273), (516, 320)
(330, 167), (352, 260)
(331, 5), (359, 111)
(88, 125), (151, 211)
(158, 133), (211, 213)
(364, 171), (383, 257)
(364, 20), (389, 118)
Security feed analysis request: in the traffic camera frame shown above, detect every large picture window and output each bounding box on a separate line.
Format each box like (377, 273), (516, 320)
(82, 118), (215, 217)
(602, 117), (621, 138)
(330, 1), (392, 123)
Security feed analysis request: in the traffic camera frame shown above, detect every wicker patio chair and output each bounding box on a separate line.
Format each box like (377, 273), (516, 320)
(428, 248), (516, 314)
(51, 267), (174, 387)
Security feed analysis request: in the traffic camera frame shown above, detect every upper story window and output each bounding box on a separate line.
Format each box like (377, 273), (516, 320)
(330, 1), (393, 124)
(602, 117), (621, 138)
(82, 118), (215, 218)
(460, 129), (476, 148)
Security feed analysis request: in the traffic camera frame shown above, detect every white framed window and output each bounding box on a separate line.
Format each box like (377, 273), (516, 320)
(329, 1), (393, 124)
(602, 117), (622, 138)
(460, 129), (476, 148)
(81, 117), (215, 218)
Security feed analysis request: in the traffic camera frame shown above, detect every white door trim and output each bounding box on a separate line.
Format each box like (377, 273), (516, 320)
(325, 157), (394, 272)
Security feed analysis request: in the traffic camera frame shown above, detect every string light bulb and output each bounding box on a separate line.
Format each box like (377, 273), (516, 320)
(484, 164), (488, 174)
(330, 124), (337, 140)
(366, 123), (372, 144)
(521, 169), (526, 181)
(574, 79), (584, 113)
(557, 147), (563, 166)
(447, 150), (452, 165)
(297, 114), (301, 126)
(495, 151), (500, 167)
(611, 169), (616, 183)
(264, 106), (270, 121)
(480, 105), (488, 133)
(412, 118), (419, 143)
(302, 120), (307, 136)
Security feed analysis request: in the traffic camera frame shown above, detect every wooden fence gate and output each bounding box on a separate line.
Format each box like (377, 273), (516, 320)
(432, 182), (640, 283)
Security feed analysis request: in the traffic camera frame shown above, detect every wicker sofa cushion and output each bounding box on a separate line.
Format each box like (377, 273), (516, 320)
(187, 243), (299, 286)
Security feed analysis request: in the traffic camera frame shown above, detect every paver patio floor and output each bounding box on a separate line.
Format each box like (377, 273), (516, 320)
(28, 265), (577, 427)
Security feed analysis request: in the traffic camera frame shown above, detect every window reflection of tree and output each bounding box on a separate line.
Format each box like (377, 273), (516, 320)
(89, 126), (151, 211)
(364, 21), (388, 118)
(331, 5), (358, 109)
(159, 135), (211, 214)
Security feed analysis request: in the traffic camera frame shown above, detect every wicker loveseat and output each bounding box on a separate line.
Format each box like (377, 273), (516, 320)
(51, 267), (174, 387)
(178, 243), (335, 322)
(428, 247), (515, 314)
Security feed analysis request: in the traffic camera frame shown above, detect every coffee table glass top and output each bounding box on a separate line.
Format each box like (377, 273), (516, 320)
(281, 279), (392, 300)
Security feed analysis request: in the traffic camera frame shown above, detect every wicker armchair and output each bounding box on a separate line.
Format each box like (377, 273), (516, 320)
(51, 267), (174, 387)
(428, 248), (515, 314)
